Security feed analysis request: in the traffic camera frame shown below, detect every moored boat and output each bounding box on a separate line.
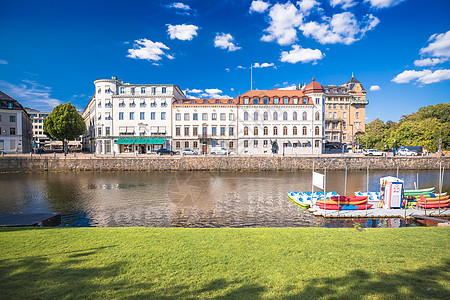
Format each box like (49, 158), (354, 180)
(317, 203), (373, 210)
(330, 196), (368, 202)
(404, 187), (435, 195)
(417, 202), (450, 208)
(316, 198), (368, 205)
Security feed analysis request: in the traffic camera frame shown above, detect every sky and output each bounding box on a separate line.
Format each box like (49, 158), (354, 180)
(0, 0), (449, 122)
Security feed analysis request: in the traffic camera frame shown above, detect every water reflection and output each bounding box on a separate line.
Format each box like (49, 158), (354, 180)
(0, 170), (447, 228)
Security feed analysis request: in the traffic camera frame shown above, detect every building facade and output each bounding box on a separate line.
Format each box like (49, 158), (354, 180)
(0, 91), (32, 153)
(26, 108), (50, 149)
(323, 76), (368, 144)
(237, 79), (325, 155)
(82, 76), (185, 154)
(172, 98), (238, 154)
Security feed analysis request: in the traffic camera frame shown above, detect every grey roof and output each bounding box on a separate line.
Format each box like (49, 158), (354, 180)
(347, 76), (360, 84)
(0, 90), (24, 110)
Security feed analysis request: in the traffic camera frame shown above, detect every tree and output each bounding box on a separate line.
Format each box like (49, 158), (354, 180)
(44, 102), (86, 155)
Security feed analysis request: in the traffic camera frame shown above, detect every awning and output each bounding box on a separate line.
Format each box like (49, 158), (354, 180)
(150, 126), (158, 133)
(139, 127), (146, 133)
(134, 138), (148, 144)
(140, 99), (145, 104)
(119, 99), (124, 104)
(127, 127), (135, 133)
(119, 127), (127, 133)
(147, 139), (165, 144)
(158, 126), (166, 133)
(116, 139), (136, 144)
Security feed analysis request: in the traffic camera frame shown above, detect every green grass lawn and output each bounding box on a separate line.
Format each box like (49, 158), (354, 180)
(1, 227), (449, 299)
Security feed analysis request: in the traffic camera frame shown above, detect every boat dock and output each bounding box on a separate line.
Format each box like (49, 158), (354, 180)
(308, 206), (450, 219)
(0, 213), (61, 227)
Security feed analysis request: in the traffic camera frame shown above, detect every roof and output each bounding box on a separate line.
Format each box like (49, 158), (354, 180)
(240, 89), (304, 98)
(0, 90), (25, 110)
(303, 78), (324, 94)
(174, 98), (237, 105)
(347, 76), (360, 84)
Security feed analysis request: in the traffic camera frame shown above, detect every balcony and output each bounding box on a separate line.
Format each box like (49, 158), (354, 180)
(198, 134), (211, 140)
(351, 99), (369, 105)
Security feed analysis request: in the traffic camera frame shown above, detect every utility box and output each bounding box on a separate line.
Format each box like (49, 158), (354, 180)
(380, 176), (404, 209)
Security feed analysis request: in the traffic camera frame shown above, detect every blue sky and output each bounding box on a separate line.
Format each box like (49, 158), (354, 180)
(0, 0), (449, 122)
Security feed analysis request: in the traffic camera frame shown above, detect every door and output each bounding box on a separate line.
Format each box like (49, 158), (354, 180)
(202, 144), (207, 154)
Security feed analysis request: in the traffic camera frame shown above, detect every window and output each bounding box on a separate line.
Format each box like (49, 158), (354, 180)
(343, 122), (347, 130)
(355, 105), (359, 109)
(244, 98), (249, 104)
(161, 112), (166, 120)
(345, 105), (349, 109)
(263, 126), (268, 135)
(228, 100), (233, 104)
(333, 104), (337, 109)
(283, 97), (288, 104)
(244, 112), (249, 121)
(162, 87), (167, 94)
(202, 113), (208, 121)
(10, 116), (15, 122)
(316, 98), (320, 105)
(130, 112), (134, 120)
(332, 123), (336, 129)
(184, 141), (189, 148)
(229, 141), (234, 148)
(332, 133), (339, 140)
(333, 112), (337, 119)
(130, 101), (136, 107)
(303, 98), (308, 104)
(203, 100), (207, 104)
(274, 98), (279, 104)
(184, 126), (189, 136)
(175, 113), (181, 121)
(98, 127), (102, 136)
(151, 87), (156, 94)
(315, 112), (320, 121)
(302, 112), (307, 120)
(273, 112), (278, 120)
(229, 113), (234, 121)
(263, 111), (268, 120)
(264, 97), (268, 104)
(293, 112), (297, 120)
(220, 127), (226, 136)
(273, 126), (278, 135)
(254, 98), (259, 104)
(229, 127), (234, 136)
(212, 113), (217, 120)
(211, 127), (217, 136)
(254, 112), (258, 121)
(119, 112), (124, 120)
(315, 126), (320, 135)
(141, 87), (146, 94)
(193, 113), (198, 120)
(328, 104), (332, 109)
(244, 126), (249, 136)
(293, 98), (298, 104)
(220, 113), (226, 120)
(184, 113), (189, 121)
(176, 141), (181, 149)
(283, 126), (288, 135)
(98, 101), (102, 107)
(244, 140), (249, 148)
(98, 88), (101, 94)
(120, 87), (125, 94)
(283, 112), (288, 120)
(10, 128), (16, 135)
(329, 112), (332, 118)
(193, 141), (198, 148)
(216, 100), (220, 104)
(293, 126), (297, 135)
(139, 112), (144, 120)
(343, 134), (347, 140)
(340, 105), (344, 109)
(254, 140), (258, 147)
(151, 112), (155, 120)
(315, 140), (320, 148)
(343, 112), (347, 118)
(356, 112), (359, 119)
(176, 127), (181, 136)
(202, 126), (207, 135)
(193, 127), (198, 136)
(254, 126), (259, 136)
(106, 127), (110, 136)
(303, 126), (307, 135)
(263, 140), (268, 148)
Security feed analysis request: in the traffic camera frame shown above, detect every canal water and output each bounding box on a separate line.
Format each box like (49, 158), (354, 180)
(0, 170), (447, 228)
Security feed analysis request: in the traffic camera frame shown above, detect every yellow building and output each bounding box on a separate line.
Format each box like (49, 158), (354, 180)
(323, 76), (368, 145)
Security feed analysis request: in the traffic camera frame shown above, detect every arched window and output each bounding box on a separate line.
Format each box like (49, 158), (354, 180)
(302, 112), (307, 120)
(273, 112), (278, 121)
(176, 141), (181, 149)
(263, 126), (268, 135)
(315, 126), (320, 135)
(254, 111), (258, 121)
(302, 126), (307, 136)
(293, 126), (297, 135)
(244, 126), (249, 136)
(283, 112), (288, 120)
(273, 126), (278, 135)
(293, 112), (297, 120)
(283, 126), (288, 135)
(263, 111), (268, 120)
(315, 112), (320, 121)
(254, 126), (259, 135)
(185, 141), (189, 148)
(244, 140), (249, 148)
(315, 140), (320, 148)
(244, 111), (249, 121)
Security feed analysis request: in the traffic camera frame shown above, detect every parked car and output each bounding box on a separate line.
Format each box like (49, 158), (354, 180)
(156, 148), (176, 156)
(36, 147), (45, 154)
(397, 148), (418, 156)
(363, 149), (383, 156)
(210, 147), (231, 155)
(182, 149), (198, 155)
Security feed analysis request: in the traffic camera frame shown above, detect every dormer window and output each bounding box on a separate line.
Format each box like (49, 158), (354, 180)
(244, 98), (249, 104)
(274, 98), (279, 104)
(293, 98), (298, 104)
(263, 97), (268, 104)
(203, 100), (207, 104)
(253, 98), (258, 104)
(216, 100), (219, 104)
(191, 100), (195, 104)
(303, 98), (308, 104)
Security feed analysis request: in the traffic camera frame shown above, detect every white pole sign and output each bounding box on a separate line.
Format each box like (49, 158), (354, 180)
(313, 172), (324, 190)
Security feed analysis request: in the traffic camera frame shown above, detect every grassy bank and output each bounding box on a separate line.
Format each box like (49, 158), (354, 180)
(1, 227), (449, 299)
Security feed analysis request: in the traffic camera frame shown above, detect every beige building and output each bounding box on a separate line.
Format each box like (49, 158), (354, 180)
(323, 76), (368, 145)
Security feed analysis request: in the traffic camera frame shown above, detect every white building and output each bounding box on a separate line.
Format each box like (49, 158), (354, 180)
(237, 79), (325, 155)
(82, 76), (185, 154)
(26, 108), (50, 148)
(171, 98), (238, 154)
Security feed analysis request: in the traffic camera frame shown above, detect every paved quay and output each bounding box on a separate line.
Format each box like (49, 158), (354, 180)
(308, 206), (450, 219)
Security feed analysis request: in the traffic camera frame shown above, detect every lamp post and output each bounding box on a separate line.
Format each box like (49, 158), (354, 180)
(349, 123), (354, 152)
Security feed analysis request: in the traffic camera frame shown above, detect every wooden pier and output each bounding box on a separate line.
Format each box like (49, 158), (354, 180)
(0, 213), (61, 227)
(308, 206), (450, 219)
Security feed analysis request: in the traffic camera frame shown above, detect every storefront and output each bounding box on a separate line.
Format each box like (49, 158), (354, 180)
(115, 138), (166, 154)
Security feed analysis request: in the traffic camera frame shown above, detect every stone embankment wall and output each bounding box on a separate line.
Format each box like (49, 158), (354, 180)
(0, 155), (449, 172)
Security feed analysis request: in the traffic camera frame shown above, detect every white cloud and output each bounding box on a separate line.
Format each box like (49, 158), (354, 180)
(249, 0), (270, 13)
(392, 69), (450, 84)
(369, 85), (381, 91)
(261, 2), (303, 46)
(278, 84), (298, 90)
(0, 80), (63, 111)
(167, 2), (190, 10)
(280, 45), (324, 64)
(330, 0), (357, 10)
(187, 89), (203, 94)
(419, 30), (450, 58)
(225, 68), (230, 72)
(297, 0), (321, 15)
(300, 12), (379, 45)
(167, 24), (199, 41)
(253, 62), (275, 68)
(414, 57), (448, 67)
(214, 33), (241, 51)
(237, 66), (246, 69)
(364, 0), (405, 9)
(205, 88), (223, 94)
(127, 39), (174, 61)
(0, 59), (7, 65)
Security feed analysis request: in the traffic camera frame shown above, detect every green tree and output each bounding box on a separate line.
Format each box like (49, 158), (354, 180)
(44, 102), (86, 154)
